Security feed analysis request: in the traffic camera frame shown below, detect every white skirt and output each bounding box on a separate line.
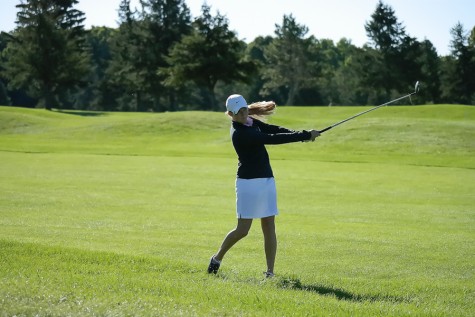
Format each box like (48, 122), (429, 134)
(235, 177), (278, 219)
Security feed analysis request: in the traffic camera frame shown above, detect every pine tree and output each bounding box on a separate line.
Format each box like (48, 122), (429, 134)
(162, 5), (254, 110)
(107, 0), (146, 111)
(108, 0), (192, 111)
(440, 22), (475, 104)
(365, 0), (405, 53)
(364, 1), (408, 101)
(2, 0), (90, 110)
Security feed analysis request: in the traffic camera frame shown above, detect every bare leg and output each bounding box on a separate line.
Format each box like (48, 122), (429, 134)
(261, 216), (277, 274)
(214, 218), (252, 261)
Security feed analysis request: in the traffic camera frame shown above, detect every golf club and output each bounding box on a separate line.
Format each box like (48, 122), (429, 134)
(318, 81), (420, 134)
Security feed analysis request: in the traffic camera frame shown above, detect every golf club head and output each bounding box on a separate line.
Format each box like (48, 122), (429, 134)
(414, 81), (420, 93)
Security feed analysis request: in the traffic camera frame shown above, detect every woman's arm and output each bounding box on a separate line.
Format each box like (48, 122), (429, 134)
(253, 119), (295, 134)
(234, 126), (312, 145)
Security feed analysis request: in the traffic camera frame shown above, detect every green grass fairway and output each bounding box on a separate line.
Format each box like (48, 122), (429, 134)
(0, 105), (474, 316)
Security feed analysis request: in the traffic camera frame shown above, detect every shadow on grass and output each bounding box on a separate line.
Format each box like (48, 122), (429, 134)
(55, 110), (106, 117)
(277, 276), (408, 303)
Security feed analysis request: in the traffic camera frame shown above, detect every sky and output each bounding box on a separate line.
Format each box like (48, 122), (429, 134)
(1, 0), (474, 56)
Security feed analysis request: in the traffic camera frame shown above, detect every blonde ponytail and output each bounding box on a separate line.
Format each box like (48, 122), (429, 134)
(248, 101), (276, 121)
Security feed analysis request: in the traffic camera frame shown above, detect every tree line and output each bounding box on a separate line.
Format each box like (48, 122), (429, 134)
(1, 0), (474, 112)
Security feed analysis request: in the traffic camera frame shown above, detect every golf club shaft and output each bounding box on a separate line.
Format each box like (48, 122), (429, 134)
(318, 91), (417, 134)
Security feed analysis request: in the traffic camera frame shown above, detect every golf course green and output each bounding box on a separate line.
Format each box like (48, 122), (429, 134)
(0, 104), (474, 316)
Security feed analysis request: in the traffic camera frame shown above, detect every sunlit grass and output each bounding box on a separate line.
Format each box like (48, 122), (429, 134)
(0, 105), (474, 316)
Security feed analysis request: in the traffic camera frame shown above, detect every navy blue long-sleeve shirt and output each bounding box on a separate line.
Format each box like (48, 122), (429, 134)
(231, 118), (311, 179)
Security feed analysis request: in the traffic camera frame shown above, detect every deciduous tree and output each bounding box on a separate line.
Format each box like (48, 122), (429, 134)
(262, 14), (318, 105)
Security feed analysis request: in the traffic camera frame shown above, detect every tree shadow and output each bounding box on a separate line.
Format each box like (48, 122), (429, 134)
(55, 110), (106, 117)
(277, 276), (408, 303)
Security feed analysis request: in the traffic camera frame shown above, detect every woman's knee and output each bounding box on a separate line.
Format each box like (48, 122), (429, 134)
(235, 219), (252, 238)
(235, 228), (249, 238)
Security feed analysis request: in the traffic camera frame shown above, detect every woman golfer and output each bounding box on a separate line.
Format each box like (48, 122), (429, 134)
(207, 94), (320, 277)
